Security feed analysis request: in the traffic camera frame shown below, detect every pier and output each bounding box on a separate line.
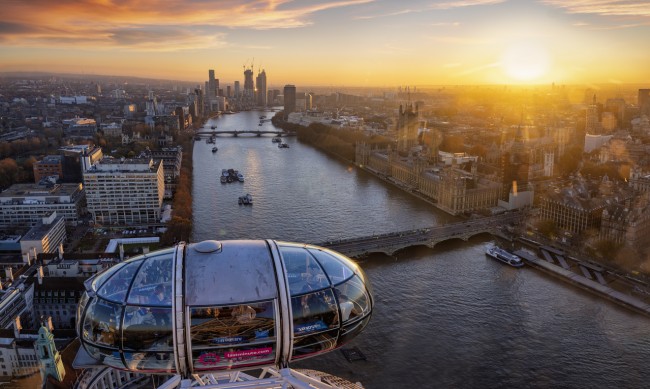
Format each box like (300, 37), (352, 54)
(515, 248), (650, 317)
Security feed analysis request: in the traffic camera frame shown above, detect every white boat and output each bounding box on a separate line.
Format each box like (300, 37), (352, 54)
(237, 173), (244, 182)
(272, 137), (281, 143)
(485, 244), (524, 268)
(278, 143), (289, 148)
(245, 193), (253, 204)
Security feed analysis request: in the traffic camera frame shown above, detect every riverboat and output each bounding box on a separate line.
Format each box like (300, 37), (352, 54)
(238, 193), (253, 205)
(220, 176), (227, 184)
(278, 143), (290, 148)
(237, 173), (244, 182)
(272, 137), (282, 143)
(212, 147), (218, 153)
(485, 244), (524, 268)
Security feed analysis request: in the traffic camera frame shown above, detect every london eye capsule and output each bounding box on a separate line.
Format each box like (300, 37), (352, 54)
(75, 240), (373, 375)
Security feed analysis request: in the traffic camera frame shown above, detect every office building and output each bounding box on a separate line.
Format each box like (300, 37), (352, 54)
(19, 212), (66, 257)
(283, 85), (296, 120)
(208, 69), (216, 99)
(256, 69), (267, 107)
(234, 81), (240, 98)
(33, 155), (63, 183)
(640, 89), (650, 116)
(0, 184), (85, 228)
(244, 67), (254, 101)
(83, 158), (165, 225)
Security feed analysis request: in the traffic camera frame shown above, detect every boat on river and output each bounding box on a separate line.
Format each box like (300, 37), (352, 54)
(272, 137), (282, 143)
(278, 143), (290, 148)
(212, 147), (218, 153)
(485, 244), (524, 268)
(238, 193), (253, 205)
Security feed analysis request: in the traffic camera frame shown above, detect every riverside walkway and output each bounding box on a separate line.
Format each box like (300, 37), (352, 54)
(318, 212), (523, 258)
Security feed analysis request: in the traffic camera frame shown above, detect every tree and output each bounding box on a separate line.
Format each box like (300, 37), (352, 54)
(535, 219), (558, 239)
(0, 158), (19, 189)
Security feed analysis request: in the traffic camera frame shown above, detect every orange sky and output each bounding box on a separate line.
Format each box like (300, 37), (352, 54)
(1, 0), (649, 86)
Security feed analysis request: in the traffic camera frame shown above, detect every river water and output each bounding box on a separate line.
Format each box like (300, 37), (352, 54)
(193, 110), (650, 388)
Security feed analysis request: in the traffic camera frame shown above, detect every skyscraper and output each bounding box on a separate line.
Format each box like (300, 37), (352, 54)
(208, 69), (216, 98)
(585, 94), (600, 134)
(256, 69), (267, 107)
(283, 85), (296, 120)
(234, 81), (240, 98)
(639, 89), (650, 116)
(244, 67), (254, 101)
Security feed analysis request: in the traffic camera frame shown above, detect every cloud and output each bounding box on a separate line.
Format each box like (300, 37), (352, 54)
(354, 0), (503, 20)
(429, 0), (506, 10)
(355, 8), (420, 20)
(456, 62), (499, 76)
(542, 1), (650, 18)
(431, 22), (461, 27)
(429, 36), (492, 45)
(0, 0), (374, 50)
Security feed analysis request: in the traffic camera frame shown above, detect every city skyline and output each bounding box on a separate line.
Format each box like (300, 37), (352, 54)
(1, 0), (649, 86)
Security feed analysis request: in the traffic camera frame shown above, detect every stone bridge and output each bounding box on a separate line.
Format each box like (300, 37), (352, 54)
(195, 130), (295, 137)
(317, 212), (523, 258)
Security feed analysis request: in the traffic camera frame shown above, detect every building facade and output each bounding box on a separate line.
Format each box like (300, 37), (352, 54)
(34, 156), (64, 183)
(396, 103), (419, 153)
(150, 147), (183, 199)
(356, 143), (501, 216)
(256, 70), (267, 107)
(83, 158), (164, 225)
(283, 85), (296, 120)
(19, 213), (67, 257)
(0, 184), (85, 229)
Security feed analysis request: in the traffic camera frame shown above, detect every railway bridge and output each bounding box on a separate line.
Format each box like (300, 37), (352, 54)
(318, 212), (523, 258)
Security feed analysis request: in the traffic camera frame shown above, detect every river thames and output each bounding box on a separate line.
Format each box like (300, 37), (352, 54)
(193, 110), (650, 388)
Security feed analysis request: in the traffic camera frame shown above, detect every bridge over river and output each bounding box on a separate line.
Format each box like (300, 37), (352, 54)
(318, 212), (523, 258)
(195, 130), (295, 137)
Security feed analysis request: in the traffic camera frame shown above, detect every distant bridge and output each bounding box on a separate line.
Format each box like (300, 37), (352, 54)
(317, 212), (523, 258)
(195, 130), (295, 137)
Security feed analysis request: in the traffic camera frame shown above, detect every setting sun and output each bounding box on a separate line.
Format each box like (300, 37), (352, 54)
(500, 43), (551, 82)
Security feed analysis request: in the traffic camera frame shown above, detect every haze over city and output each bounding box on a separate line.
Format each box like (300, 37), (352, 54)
(2, 0), (650, 85)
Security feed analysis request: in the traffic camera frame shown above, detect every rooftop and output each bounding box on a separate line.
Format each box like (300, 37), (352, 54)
(0, 183), (83, 200)
(22, 216), (64, 241)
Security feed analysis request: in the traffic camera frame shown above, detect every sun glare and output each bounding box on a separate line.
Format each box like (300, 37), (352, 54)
(500, 43), (550, 82)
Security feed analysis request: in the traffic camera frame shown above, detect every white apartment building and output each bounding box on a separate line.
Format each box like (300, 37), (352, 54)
(83, 158), (165, 225)
(0, 183), (85, 228)
(19, 213), (67, 258)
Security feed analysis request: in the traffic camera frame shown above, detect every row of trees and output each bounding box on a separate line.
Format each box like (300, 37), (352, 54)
(0, 157), (36, 189)
(160, 131), (193, 246)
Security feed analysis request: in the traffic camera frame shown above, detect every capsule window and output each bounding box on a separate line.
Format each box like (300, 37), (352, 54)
(123, 351), (175, 373)
(308, 249), (355, 286)
(122, 306), (173, 352)
(334, 275), (371, 323)
(281, 247), (329, 295)
(126, 253), (173, 306)
(291, 289), (339, 336)
(97, 260), (143, 303)
(189, 301), (277, 371)
(82, 298), (122, 349)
